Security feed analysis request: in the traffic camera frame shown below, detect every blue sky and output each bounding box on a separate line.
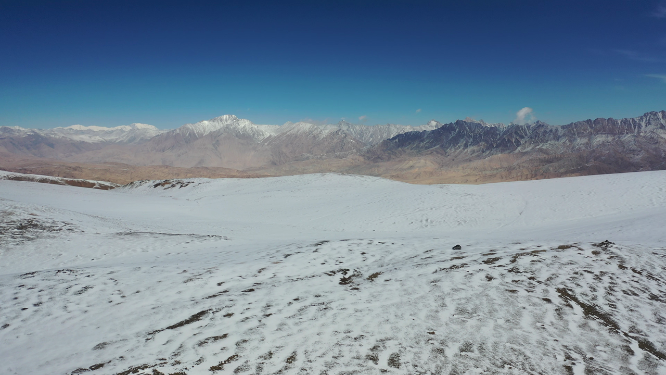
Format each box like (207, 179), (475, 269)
(1, 0), (665, 129)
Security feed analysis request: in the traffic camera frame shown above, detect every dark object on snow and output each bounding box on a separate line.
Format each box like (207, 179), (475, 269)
(593, 240), (614, 249)
(452, 244), (462, 250)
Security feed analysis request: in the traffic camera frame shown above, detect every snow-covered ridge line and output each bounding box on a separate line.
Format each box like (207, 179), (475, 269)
(0, 123), (164, 144)
(171, 115), (441, 144)
(0, 170), (119, 190)
(2, 110), (664, 147)
(61, 123), (158, 131)
(159, 110), (666, 146)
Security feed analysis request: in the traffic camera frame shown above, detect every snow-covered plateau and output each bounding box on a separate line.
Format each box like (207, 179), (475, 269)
(1, 172), (665, 374)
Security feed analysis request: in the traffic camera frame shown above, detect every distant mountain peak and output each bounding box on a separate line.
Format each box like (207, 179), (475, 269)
(209, 114), (240, 122)
(174, 114), (279, 141)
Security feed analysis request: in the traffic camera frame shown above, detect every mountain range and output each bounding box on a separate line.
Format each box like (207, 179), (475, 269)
(1, 111), (665, 184)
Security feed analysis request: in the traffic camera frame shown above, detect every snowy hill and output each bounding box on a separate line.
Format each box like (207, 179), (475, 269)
(1, 172), (665, 374)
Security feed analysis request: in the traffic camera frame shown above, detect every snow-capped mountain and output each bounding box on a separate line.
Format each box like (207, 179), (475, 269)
(0, 123), (164, 144)
(0, 122), (165, 160)
(2, 111), (666, 183)
(84, 116), (445, 169)
(173, 115), (279, 140)
(166, 115), (440, 146)
(334, 120), (439, 145)
(51, 123), (164, 143)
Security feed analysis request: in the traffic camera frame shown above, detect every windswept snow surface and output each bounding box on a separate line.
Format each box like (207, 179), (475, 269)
(1, 172), (666, 374)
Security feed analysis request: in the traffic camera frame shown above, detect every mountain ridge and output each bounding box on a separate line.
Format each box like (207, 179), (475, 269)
(1, 110), (665, 184)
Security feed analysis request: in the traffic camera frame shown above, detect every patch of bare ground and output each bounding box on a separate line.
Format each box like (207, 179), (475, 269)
(0, 154), (266, 185)
(209, 354), (239, 372)
(0, 173), (118, 189)
(5, 148), (662, 186)
(556, 287), (666, 361)
(0, 213), (77, 245)
(146, 310), (211, 339)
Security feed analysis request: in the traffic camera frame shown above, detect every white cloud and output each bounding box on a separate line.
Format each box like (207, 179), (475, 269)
(614, 49), (664, 63)
(513, 107), (536, 125)
(653, 5), (666, 18)
(646, 74), (666, 83)
(415, 109), (422, 113)
(359, 115), (368, 122)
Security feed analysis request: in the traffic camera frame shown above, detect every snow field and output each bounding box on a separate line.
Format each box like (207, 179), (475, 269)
(1, 172), (666, 374)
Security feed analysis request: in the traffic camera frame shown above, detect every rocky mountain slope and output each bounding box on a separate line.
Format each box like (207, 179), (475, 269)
(373, 111), (666, 158)
(363, 111), (666, 182)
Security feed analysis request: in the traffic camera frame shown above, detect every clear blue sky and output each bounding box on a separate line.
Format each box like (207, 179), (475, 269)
(1, 0), (665, 128)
